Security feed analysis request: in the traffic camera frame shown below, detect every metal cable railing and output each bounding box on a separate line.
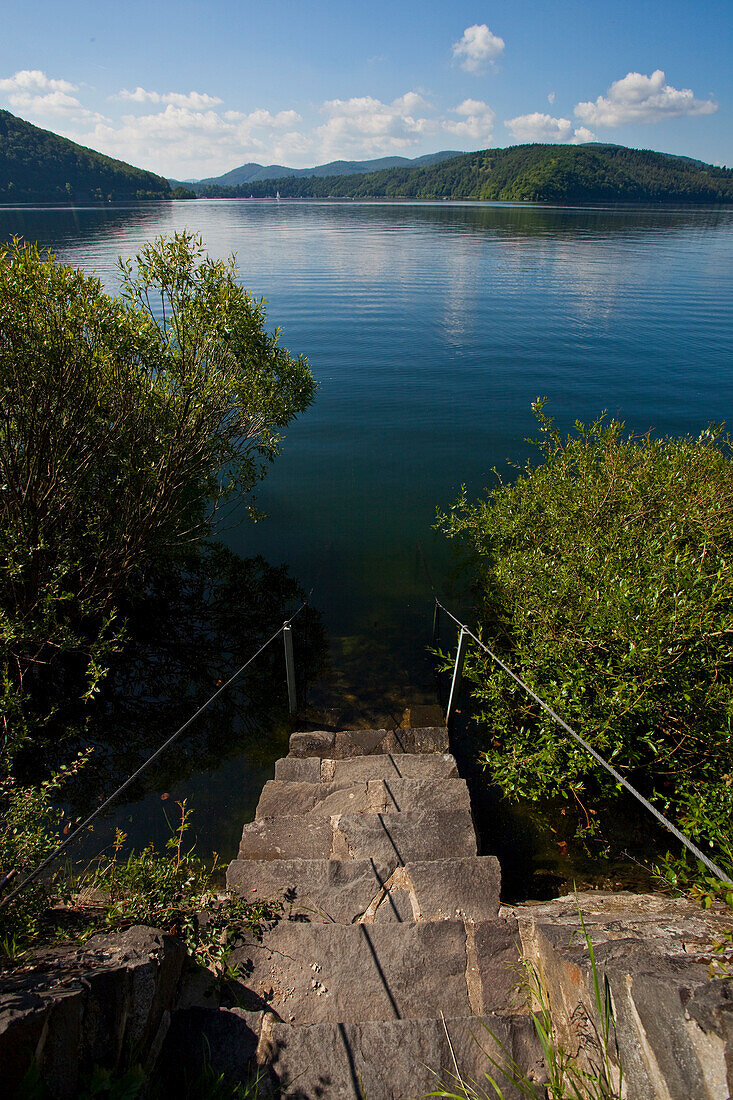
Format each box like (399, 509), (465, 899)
(435, 597), (733, 886)
(0, 598), (309, 911)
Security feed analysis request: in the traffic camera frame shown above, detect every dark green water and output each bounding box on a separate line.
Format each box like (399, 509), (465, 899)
(2, 199), (732, 883)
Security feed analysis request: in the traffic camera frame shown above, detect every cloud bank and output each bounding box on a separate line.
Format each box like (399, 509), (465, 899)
(0, 64), (719, 178)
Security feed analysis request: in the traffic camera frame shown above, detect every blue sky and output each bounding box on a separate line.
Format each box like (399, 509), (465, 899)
(1, 0), (730, 178)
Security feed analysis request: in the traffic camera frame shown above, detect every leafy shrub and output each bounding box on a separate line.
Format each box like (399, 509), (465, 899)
(438, 401), (733, 872)
(0, 233), (315, 759)
(0, 753), (91, 957)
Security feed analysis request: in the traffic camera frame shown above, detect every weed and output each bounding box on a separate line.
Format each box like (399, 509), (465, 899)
(429, 910), (622, 1100)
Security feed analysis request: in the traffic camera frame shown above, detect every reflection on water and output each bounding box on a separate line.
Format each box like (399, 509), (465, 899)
(2, 199), (732, 880)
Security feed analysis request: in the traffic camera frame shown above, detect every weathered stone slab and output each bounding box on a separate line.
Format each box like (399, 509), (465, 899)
(275, 752), (459, 784)
(226, 858), (396, 923)
(261, 1013), (544, 1100)
(288, 726), (450, 759)
(288, 730), (337, 758)
(255, 780), (371, 820)
(333, 728), (393, 757)
(256, 778), (471, 821)
(238, 819), (332, 861)
(366, 778), (471, 815)
(467, 918), (525, 1014)
(379, 726), (450, 754)
(228, 856), (500, 926)
(406, 856), (501, 922)
(332, 809), (476, 870)
(274, 756), (321, 782)
(229, 920), (472, 1024)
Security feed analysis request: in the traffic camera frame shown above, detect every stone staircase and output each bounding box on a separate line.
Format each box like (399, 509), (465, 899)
(182, 724), (545, 1098)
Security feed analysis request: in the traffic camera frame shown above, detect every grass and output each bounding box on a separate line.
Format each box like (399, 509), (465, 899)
(429, 908), (623, 1100)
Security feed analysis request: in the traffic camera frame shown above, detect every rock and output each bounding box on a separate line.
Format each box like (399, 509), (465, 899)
(255, 780), (371, 820)
(510, 892), (733, 1100)
(365, 778), (471, 815)
(0, 926), (185, 1099)
(227, 855), (501, 925)
(332, 809), (477, 870)
(254, 778), (471, 821)
(227, 858), (397, 923)
(228, 920), (473, 1024)
(466, 918), (526, 1014)
(260, 1013), (544, 1100)
(274, 756), (322, 782)
(275, 752), (459, 784)
(406, 856), (501, 922)
(288, 727), (450, 759)
(238, 818), (333, 861)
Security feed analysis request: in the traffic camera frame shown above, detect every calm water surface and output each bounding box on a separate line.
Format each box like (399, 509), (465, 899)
(2, 199), (732, 883)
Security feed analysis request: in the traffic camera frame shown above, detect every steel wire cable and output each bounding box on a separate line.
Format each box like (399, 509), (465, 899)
(435, 598), (733, 885)
(0, 598), (309, 911)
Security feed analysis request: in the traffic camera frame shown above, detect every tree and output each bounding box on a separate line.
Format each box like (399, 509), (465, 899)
(0, 232), (315, 759)
(438, 402), (733, 870)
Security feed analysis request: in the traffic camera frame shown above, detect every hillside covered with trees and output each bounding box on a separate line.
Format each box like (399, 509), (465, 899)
(199, 144), (733, 205)
(0, 110), (173, 202)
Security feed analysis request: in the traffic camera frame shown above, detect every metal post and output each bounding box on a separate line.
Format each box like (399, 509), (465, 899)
(283, 622), (297, 715)
(446, 626), (470, 727)
(432, 600), (439, 644)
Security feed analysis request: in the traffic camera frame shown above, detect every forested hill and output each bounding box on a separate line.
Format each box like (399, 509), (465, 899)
(199, 144), (733, 204)
(0, 110), (172, 202)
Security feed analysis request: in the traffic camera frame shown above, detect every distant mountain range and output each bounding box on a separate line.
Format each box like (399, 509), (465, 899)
(1, 108), (730, 208)
(194, 144), (733, 205)
(0, 109), (174, 203)
(169, 151), (462, 190)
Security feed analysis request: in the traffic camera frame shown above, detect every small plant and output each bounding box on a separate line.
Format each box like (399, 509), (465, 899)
(73, 800), (280, 978)
(429, 912), (623, 1100)
(0, 751), (92, 959)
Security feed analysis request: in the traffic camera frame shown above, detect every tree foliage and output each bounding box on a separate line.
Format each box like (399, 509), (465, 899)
(0, 232), (315, 760)
(438, 403), (733, 866)
(199, 144), (733, 205)
(0, 109), (171, 202)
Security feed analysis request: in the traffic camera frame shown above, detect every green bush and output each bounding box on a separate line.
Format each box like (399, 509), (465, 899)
(438, 401), (733, 872)
(0, 232), (315, 760)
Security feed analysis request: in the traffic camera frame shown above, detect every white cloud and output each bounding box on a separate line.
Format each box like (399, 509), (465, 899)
(548, 92), (555, 105)
(317, 93), (438, 156)
(224, 108), (302, 129)
(1, 67), (495, 176)
(505, 112), (595, 144)
(444, 99), (495, 143)
(575, 69), (717, 127)
(0, 69), (77, 94)
(452, 24), (505, 73)
(0, 69), (103, 121)
(117, 87), (223, 109)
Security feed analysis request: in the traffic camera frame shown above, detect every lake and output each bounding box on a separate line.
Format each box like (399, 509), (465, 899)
(2, 198), (732, 887)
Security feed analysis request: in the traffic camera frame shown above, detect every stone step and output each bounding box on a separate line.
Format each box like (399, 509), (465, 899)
(159, 1007), (544, 1100)
(226, 856), (501, 924)
(289, 726), (449, 759)
(227, 918), (523, 1024)
(260, 1013), (544, 1100)
(254, 778), (471, 821)
(274, 751), (459, 784)
(238, 809), (477, 868)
